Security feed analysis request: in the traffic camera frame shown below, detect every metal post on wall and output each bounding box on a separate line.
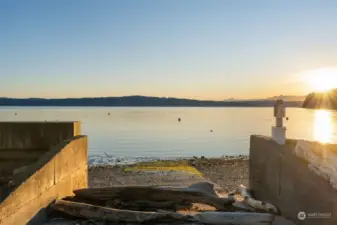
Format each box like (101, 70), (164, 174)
(272, 99), (286, 145)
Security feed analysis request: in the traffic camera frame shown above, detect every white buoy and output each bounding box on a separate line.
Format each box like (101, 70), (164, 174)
(272, 100), (286, 145)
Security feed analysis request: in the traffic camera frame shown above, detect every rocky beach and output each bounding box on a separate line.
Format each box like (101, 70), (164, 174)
(88, 156), (249, 192)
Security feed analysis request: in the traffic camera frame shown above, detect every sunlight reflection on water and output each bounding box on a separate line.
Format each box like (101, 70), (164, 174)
(314, 110), (333, 144)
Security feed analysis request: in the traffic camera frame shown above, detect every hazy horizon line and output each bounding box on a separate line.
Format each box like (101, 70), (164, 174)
(0, 94), (305, 101)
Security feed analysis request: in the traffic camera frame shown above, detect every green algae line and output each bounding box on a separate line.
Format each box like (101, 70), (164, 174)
(124, 161), (203, 176)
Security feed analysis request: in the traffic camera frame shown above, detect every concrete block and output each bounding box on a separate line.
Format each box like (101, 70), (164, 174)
(250, 135), (337, 225)
(0, 135), (88, 225)
(0, 122), (81, 150)
(72, 166), (88, 190)
(272, 126), (286, 145)
(0, 159), (55, 221)
(54, 136), (88, 183)
(4, 168), (87, 225)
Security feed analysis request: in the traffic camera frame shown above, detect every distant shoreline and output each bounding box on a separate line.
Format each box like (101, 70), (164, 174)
(0, 96), (302, 107)
(0, 105), (302, 108)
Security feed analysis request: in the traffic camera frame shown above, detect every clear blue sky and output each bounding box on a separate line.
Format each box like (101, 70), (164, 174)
(1, 0), (337, 100)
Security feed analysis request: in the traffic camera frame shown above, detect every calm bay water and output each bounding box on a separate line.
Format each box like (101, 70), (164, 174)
(0, 107), (336, 164)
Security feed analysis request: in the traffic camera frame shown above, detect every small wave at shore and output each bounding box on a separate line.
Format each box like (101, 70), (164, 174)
(88, 154), (187, 166)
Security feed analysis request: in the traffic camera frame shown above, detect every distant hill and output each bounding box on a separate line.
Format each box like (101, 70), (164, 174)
(303, 89), (337, 109)
(0, 96), (302, 107)
(266, 95), (306, 102)
(224, 95), (305, 102)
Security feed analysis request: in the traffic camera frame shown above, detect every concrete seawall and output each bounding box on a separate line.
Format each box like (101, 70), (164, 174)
(0, 122), (88, 225)
(250, 135), (337, 225)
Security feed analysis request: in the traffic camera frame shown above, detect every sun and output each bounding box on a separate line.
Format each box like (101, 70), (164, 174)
(302, 68), (337, 92)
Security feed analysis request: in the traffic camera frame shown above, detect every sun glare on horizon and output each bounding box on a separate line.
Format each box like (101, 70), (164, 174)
(302, 68), (337, 92)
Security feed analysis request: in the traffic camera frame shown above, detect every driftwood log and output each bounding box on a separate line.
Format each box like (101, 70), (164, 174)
(74, 182), (234, 211)
(52, 200), (275, 225)
(52, 200), (193, 223)
(232, 201), (256, 212)
(109, 199), (192, 211)
(235, 185), (278, 214)
(194, 212), (275, 225)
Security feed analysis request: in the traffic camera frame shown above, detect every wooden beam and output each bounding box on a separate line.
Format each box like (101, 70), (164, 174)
(52, 200), (193, 223)
(52, 200), (275, 225)
(194, 212), (275, 225)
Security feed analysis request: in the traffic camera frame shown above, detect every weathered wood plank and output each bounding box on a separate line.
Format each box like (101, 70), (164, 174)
(52, 200), (275, 225)
(194, 212), (275, 225)
(74, 182), (234, 210)
(52, 200), (193, 223)
(236, 185), (278, 214)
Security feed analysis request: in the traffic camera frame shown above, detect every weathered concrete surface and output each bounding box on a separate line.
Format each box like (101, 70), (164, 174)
(0, 122), (87, 225)
(0, 121), (81, 150)
(250, 135), (337, 225)
(0, 122), (82, 176)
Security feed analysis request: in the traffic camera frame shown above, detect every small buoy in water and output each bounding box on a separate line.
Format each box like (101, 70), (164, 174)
(108, 113), (110, 116)
(14, 113), (17, 116)
(210, 130), (213, 132)
(178, 118), (181, 122)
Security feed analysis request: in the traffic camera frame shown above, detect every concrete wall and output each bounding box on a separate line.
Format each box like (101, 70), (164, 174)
(250, 135), (337, 225)
(0, 121), (81, 150)
(0, 122), (81, 175)
(0, 136), (88, 225)
(0, 122), (88, 225)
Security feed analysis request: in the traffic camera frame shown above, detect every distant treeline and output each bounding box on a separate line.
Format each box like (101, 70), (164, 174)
(303, 89), (337, 109)
(0, 96), (302, 107)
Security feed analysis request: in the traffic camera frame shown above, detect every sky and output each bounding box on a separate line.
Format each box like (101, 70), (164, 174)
(1, 0), (337, 100)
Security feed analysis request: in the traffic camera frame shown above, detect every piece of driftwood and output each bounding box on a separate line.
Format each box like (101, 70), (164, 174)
(52, 200), (193, 223)
(236, 185), (278, 214)
(63, 195), (193, 211)
(74, 182), (234, 210)
(194, 212), (274, 225)
(232, 202), (256, 212)
(115, 200), (192, 210)
(53, 200), (275, 225)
